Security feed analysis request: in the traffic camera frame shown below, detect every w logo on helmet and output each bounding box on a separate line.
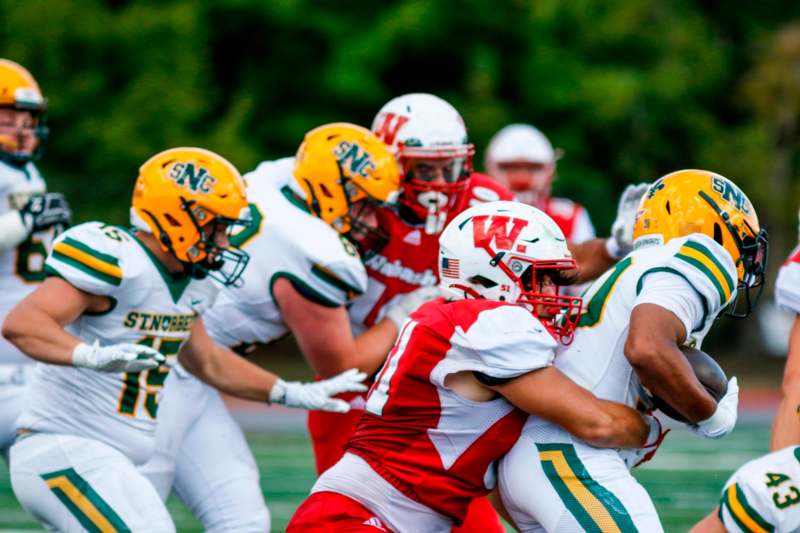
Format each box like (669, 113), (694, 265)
(472, 215), (529, 250)
(168, 162), (217, 194)
(373, 112), (409, 146)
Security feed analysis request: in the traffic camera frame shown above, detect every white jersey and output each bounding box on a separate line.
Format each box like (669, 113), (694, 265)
(776, 245), (800, 315)
(0, 160), (56, 364)
(17, 222), (218, 464)
(551, 233), (737, 409)
(203, 157), (366, 348)
(718, 446), (800, 533)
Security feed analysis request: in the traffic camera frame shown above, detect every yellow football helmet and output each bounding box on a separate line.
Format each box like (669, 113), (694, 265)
(0, 59), (48, 164)
(634, 169), (768, 317)
(293, 123), (401, 252)
(131, 147), (250, 285)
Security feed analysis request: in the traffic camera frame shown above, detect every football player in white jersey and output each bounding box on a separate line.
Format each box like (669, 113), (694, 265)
(2, 147), (367, 532)
(498, 169), (768, 531)
(689, 217), (800, 533)
(138, 124), (430, 532)
(0, 59), (71, 460)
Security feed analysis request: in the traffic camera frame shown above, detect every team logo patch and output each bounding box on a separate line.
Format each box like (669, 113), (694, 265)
(373, 112), (409, 146)
(167, 162), (217, 194)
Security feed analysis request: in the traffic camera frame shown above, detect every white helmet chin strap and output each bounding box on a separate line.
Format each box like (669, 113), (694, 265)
(416, 190), (449, 235)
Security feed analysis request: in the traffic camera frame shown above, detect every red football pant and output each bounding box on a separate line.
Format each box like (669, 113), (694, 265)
(287, 491), (393, 532)
(453, 496), (505, 533)
(307, 393), (364, 475)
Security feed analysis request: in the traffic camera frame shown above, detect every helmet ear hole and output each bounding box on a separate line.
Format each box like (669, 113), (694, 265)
(713, 223), (724, 246)
(665, 201), (671, 215)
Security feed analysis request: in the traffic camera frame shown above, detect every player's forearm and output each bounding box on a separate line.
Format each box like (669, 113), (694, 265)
(353, 318), (397, 375)
(567, 238), (615, 282)
(625, 324), (716, 422)
(2, 306), (80, 365)
(183, 344), (279, 402)
(770, 396), (800, 451)
(580, 400), (649, 448)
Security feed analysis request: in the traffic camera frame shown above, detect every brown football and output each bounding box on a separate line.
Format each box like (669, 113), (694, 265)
(649, 346), (728, 423)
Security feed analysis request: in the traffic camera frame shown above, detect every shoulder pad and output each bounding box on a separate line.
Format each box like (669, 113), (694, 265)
(45, 222), (128, 295)
(667, 234), (737, 312)
(272, 229), (367, 308)
(455, 303), (556, 378)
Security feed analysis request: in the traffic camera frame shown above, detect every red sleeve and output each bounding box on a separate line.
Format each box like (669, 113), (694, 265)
(464, 173), (514, 205)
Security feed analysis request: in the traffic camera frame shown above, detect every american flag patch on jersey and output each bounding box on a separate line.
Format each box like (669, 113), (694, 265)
(441, 257), (460, 278)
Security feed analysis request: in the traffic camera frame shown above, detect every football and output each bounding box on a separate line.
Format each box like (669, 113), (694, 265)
(650, 346), (728, 423)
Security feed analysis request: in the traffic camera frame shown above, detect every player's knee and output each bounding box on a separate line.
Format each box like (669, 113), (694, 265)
(202, 501), (270, 533)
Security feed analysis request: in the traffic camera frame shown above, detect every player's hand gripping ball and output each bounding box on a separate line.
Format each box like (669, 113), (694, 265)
(650, 346), (728, 422)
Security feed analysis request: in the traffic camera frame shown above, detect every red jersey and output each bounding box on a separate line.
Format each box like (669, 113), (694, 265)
(348, 173), (513, 330)
(338, 297), (556, 526)
(540, 196), (595, 244)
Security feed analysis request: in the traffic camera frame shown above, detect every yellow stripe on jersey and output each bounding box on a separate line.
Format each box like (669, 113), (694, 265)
(539, 449), (622, 532)
(725, 484), (772, 533)
(52, 240), (122, 286)
(42, 468), (129, 532)
(676, 242), (733, 303)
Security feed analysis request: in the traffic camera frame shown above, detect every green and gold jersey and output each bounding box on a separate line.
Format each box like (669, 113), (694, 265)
(553, 233), (737, 408)
(17, 221), (219, 464)
(203, 157), (367, 348)
(0, 160), (56, 365)
(719, 446), (800, 533)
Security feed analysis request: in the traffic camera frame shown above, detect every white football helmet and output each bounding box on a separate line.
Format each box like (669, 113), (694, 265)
(439, 200), (581, 341)
(371, 93), (474, 235)
(485, 124), (558, 206)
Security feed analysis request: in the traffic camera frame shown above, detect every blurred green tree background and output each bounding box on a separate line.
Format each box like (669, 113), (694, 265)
(2, 0), (800, 290)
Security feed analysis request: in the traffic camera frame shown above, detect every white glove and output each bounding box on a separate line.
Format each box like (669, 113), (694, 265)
(72, 340), (166, 372)
(693, 377), (739, 439)
(619, 415), (670, 469)
(384, 285), (446, 329)
(269, 368), (368, 413)
(606, 183), (650, 259)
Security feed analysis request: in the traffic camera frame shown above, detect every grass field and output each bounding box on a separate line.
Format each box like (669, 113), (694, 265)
(0, 415), (772, 532)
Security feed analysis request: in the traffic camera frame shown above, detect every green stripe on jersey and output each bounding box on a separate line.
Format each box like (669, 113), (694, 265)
(52, 249), (122, 286)
(675, 253), (727, 304)
(61, 237), (120, 266)
(683, 240), (734, 294)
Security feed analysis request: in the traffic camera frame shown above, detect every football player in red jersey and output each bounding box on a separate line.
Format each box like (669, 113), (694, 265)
(288, 201), (660, 533)
(321, 93), (514, 531)
(486, 123), (648, 282)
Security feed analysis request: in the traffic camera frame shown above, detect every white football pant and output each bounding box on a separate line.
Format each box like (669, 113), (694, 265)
(10, 432), (174, 532)
(499, 421), (663, 532)
(139, 366), (270, 532)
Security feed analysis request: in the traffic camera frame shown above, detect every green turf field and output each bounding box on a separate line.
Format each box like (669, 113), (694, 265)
(0, 417), (772, 532)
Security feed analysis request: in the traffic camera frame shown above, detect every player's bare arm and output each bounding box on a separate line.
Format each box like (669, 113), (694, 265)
(625, 303), (717, 422)
(771, 314), (800, 450)
(273, 278), (396, 378)
(490, 367), (650, 448)
(2, 276), (111, 364)
(688, 509), (726, 533)
(568, 238), (616, 282)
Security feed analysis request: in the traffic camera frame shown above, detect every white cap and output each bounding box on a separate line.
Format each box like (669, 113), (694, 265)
(486, 124), (555, 165)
